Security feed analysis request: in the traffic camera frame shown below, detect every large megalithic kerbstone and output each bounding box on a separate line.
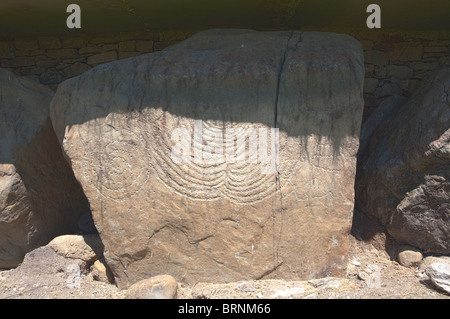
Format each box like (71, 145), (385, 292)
(50, 29), (364, 288)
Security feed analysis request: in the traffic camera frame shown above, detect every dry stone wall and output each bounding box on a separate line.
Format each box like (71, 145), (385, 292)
(354, 30), (450, 121)
(1, 29), (449, 120)
(0, 31), (188, 89)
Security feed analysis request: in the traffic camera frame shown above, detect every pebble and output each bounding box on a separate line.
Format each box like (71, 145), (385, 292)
(125, 275), (178, 299)
(397, 245), (423, 267)
(351, 259), (361, 267)
(235, 281), (256, 293)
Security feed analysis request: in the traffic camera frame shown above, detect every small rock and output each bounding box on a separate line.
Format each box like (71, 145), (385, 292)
(39, 68), (63, 85)
(125, 275), (178, 299)
(91, 258), (114, 284)
(420, 256), (450, 272)
(357, 270), (369, 281)
(48, 234), (104, 264)
(269, 286), (305, 298)
(364, 50), (390, 66)
(398, 245), (423, 267)
(358, 264), (381, 288)
(87, 51), (117, 65)
(425, 263), (450, 294)
(63, 62), (91, 78)
(235, 281), (256, 293)
(309, 277), (342, 289)
(373, 78), (403, 98)
(65, 264), (81, 289)
(386, 65), (414, 80)
(350, 259), (361, 267)
(263, 282), (307, 298)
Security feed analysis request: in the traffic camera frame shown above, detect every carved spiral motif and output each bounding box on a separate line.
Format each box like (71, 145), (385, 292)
(81, 126), (149, 201)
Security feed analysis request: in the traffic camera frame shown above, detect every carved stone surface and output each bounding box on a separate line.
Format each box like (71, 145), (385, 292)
(50, 29), (364, 288)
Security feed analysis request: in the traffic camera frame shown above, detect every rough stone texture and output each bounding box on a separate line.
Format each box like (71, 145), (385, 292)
(389, 41), (424, 62)
(38, 37), (61, 50)
(363, 78), (379, 94)
(0, 243), (125, 299)
(420, 256), (450, 272)
(357, 94), (407, 159)
(46, 49), (78, 60)
(1, 30), (448, 97)
(0, 68), (89, 269)
(425, 263), (450, 294)
(50, 29), (364, 288)
(48, 235), (104, 264)
(91, 258), (115, 284)
(135, 40), (154, 52)
(0, 42), (14, 59)
(125, 275), (178, 299)
(39, 68), (63, 85)
(358, 31), (449, 123)
(86, 51), (118, 65)
(386, 65), (414, 80)
(364, 50), (390, 66)
(1, 57), (34, 68)
(63, 62), (91, 79)
(397, 245), (423, 267)
(355, 67), (450, 254)
(5, 245), (84, 280)
(14, 39), (38, 51)
(373, 79), (403, 99)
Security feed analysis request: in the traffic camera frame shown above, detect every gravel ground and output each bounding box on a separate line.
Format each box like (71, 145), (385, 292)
(0, 235), (449, 299)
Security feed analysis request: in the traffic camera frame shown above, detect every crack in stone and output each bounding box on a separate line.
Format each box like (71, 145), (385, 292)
(274, 31), (303, 143)
(272, 31), (303, 265)
(255, 261), (284, 280)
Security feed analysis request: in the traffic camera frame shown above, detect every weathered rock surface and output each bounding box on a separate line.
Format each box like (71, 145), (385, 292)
(48, 235), (104, 265)
(397, 245), (423, 267)
(91, 258), (115, 284)
(0, 242), (124, 299)
(420, 256), (450, 272)
(0, 68), (89, 268)
(50, 29), (364, 288)
(125, 275), (178, 299)
(356, 67), (450, 254)
(4, 245), (85, 281)
(425, 263), (450, 294)
(357, 94), (407, 159)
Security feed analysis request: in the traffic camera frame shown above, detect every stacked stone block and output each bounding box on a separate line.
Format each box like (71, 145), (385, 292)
(358, 31), (450, 121)
(0, 31), (189, 89)
(0, 29), (449, 122)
